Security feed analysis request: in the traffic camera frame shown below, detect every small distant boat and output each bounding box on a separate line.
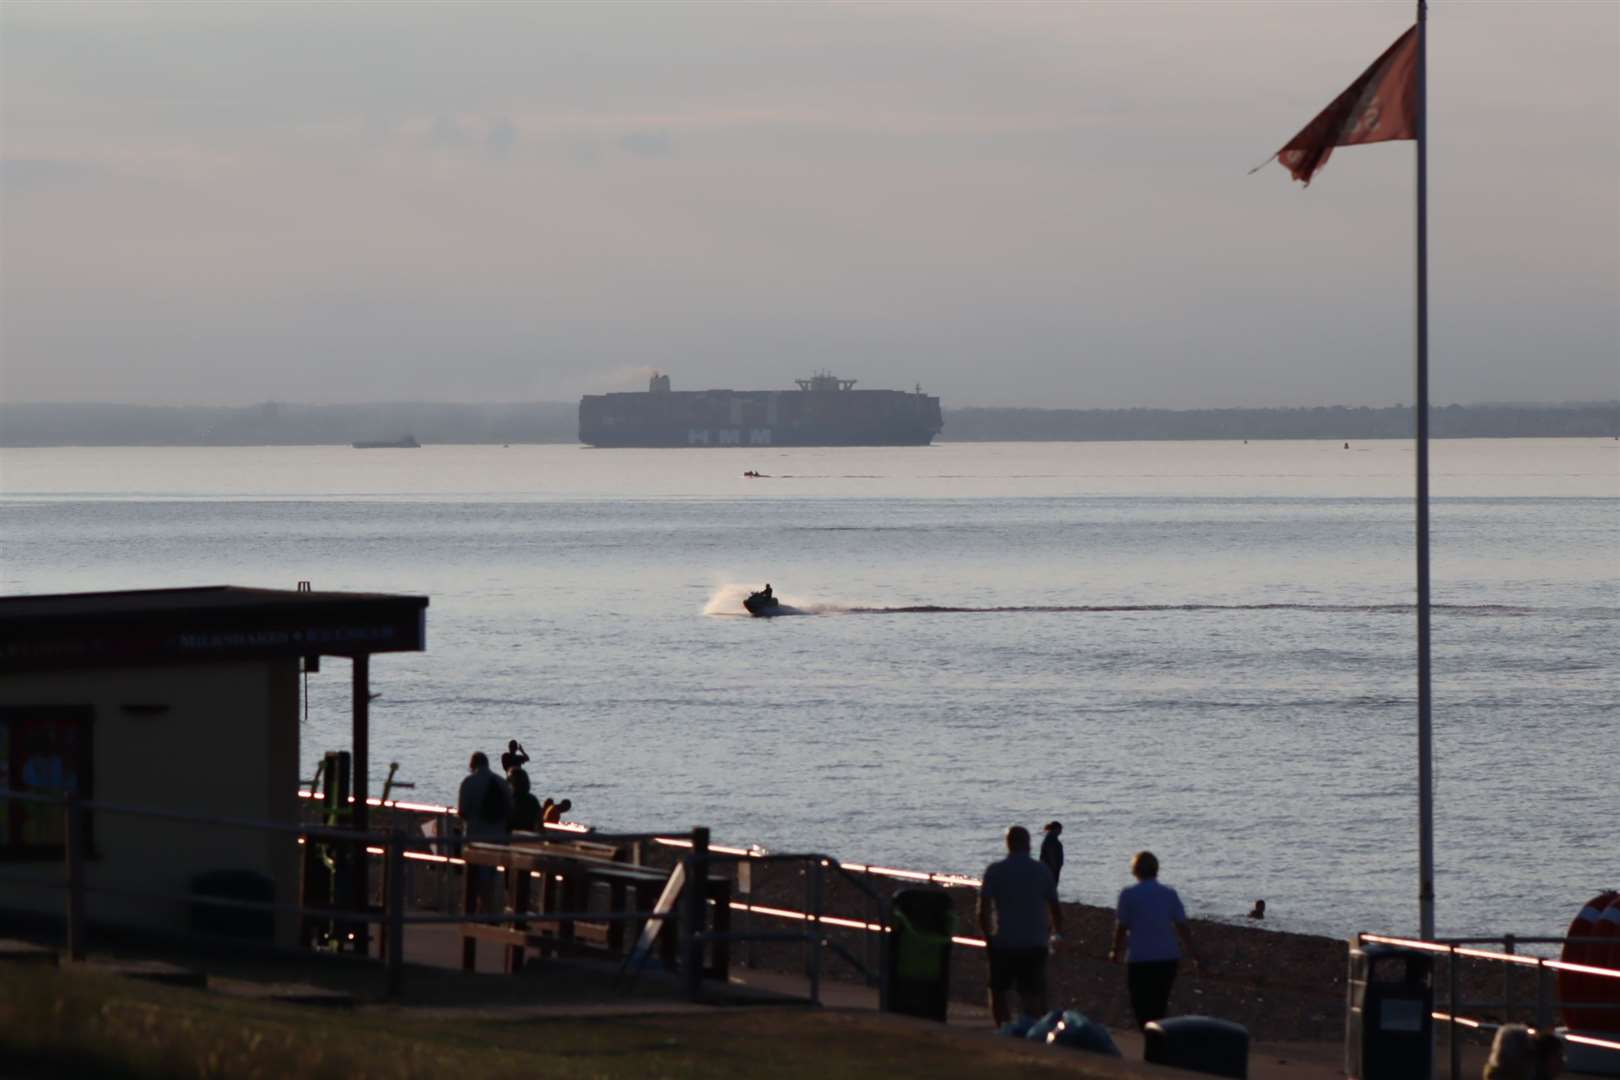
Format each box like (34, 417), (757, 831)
(352, 435), (421, 449)
(743, 587), (781, 617)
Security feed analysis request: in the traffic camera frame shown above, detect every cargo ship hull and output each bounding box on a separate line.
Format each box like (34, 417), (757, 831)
(579, 376), (942, 448)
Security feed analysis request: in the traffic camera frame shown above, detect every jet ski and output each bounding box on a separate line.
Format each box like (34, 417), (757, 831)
(743, 586), (781, 617)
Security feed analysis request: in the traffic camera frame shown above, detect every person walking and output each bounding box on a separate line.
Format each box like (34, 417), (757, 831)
(1108, 850), (1200, 1029)
(1039, 821), (1065, 886)
(976, 825), (1064, 1026)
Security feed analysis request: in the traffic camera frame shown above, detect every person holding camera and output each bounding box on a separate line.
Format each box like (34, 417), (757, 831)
(500, 739), (529, 775)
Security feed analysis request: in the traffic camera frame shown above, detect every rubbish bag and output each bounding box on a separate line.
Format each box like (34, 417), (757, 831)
(999, 1016), (1035, 1039)
(1048, 1010), (1122, 1057)
(1025, 1009), (1065, 1044)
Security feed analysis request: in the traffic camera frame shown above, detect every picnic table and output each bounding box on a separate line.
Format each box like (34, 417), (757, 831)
(458, 837), (730, 978)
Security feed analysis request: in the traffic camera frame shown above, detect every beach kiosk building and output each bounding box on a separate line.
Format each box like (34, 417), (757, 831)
(0, 586), (427, 947)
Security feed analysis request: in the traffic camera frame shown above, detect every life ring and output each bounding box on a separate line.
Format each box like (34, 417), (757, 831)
(1559, 890), (1619, 1033)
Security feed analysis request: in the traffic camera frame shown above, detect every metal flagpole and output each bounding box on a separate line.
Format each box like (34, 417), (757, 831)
(1414, 0), (1436, 942)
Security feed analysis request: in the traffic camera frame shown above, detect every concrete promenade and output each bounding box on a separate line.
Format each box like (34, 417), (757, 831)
(406, 921), (1496, 1077)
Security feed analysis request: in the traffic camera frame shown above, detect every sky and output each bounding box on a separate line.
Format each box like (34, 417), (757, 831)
(1, 0), (1616, 409)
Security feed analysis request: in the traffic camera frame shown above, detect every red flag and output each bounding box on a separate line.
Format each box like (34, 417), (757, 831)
(1269, 25), (1419, 185)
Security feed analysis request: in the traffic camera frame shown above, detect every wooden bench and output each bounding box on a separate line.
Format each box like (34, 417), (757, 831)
(509, 832), (625, 864)
(460, 919), (614, 974)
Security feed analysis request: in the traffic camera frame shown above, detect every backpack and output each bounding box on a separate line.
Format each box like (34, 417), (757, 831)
(479, 775), (508, 823)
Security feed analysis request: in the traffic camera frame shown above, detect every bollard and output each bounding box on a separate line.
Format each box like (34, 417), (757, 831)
(737, 859), (755, 971)
(384, 829), (405, 999)
(1449, 947), (1461, 1080)
(807, 858), (824, 1007)
(438, 810), (452, 913)
(865, 876), (879, 988)
(1535, 961), (1553, 1031)
(64, 795), (86, 962)
(877, 895), (893, 1007)
(1503, 934), (1517, 1024)
(680, 828), (709, 1001)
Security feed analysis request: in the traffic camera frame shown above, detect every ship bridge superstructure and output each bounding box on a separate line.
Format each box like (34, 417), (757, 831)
(795, 372), (858, 393)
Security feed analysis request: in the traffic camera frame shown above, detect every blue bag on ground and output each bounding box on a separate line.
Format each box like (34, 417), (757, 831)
(999, 1016), (1034, 1039)
(1047, 1010), (1122, 1057)
(1024, 1010), (1065, 1043)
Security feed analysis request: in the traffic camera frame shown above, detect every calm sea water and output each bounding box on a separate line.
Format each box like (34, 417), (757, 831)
(2, 439), (1616, 939)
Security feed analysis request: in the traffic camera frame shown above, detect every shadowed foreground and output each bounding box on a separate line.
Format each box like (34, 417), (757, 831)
(0, 964), (1149, 1080)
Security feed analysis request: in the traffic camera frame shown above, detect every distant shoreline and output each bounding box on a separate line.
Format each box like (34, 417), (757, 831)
(2, 434), (1616, 449)
(1, 400), (1614, 447)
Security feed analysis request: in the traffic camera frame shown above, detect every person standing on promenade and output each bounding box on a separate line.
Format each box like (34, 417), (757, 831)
(1108, 850), (1200, 1029)
(459, 752), (513, 840)
(977, 825), (1064, 1026)
(1039, 821), (1064, 886)
(458, 752), (512, 911)
(541, 797), (572, 827)
(508, 767), (540, 832)
(500, 739), (529, 775)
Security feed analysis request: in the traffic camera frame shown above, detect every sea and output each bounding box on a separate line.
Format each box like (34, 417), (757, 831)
(1, 438), (1615, 940)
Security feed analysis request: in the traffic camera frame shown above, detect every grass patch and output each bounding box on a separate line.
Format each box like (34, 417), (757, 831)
(0, 963), (1127, 1078)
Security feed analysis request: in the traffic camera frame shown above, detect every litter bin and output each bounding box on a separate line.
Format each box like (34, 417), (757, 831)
(191, 868), (276, 942)
(881, 887), (955, 1021)
(1346, 941), (1433, 1080)
(1144, 1016), (1249, 1077)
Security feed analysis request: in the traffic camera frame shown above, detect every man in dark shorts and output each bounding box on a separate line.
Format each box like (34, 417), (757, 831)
(977, 825), (1064, 1026)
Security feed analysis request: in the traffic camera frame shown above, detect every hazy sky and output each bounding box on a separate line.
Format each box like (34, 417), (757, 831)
(2, 1), (1616, 409)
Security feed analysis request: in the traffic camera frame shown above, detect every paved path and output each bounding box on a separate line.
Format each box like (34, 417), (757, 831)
(727, 965), (1497, 1079)
(408, 921), (1505, 1077)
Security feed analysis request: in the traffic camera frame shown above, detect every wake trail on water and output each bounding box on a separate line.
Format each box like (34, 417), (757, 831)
(703, 584), (1537, 618)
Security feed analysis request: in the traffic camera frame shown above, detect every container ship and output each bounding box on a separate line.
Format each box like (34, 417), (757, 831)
(578, 372), (943, 447)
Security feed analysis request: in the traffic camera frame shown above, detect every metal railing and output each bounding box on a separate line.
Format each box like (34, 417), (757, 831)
(0, 788), (910, 1006)
(0, 788), (713, 999)
(297, 789), (994, 958)
(1358, 932), (1620, 1076)
(296, 789), (984, 889)
(701, 847), (894, 1005)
